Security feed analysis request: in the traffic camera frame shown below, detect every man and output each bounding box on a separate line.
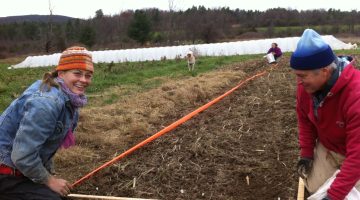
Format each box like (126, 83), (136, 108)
(291, 29), (360, 200)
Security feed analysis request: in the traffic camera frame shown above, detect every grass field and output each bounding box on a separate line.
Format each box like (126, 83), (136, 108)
(0, 54), (262, 112)
(1, 49), (359, 112)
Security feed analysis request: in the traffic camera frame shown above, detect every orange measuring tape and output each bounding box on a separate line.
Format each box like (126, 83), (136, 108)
(72, 67), (272, 188)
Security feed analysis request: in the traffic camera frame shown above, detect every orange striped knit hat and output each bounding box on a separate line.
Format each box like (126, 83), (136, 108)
(56, 46), (94, 72)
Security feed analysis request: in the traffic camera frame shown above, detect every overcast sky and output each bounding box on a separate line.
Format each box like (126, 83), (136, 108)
(0, 0), (358, 19)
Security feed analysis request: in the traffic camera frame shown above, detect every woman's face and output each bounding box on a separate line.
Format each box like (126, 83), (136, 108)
(58, 69), (93, 95)
(271, 43), (276, 48)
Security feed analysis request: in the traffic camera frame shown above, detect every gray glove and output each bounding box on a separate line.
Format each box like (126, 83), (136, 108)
(297, 157), (313, 179)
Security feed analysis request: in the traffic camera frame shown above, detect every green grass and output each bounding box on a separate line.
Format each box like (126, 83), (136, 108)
(88, 54), (262, 94)
(334, 49), (360, 55)
(1, 48), (359, 112)
(0, 54), (261, 112)
(102, 93), (120, 105)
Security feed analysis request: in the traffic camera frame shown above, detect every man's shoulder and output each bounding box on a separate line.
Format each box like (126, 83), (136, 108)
(345, 64), (360, 85)
(340, 65), (360, 101)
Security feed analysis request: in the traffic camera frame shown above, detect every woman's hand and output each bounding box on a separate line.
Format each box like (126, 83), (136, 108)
(46, 175), (72, 196)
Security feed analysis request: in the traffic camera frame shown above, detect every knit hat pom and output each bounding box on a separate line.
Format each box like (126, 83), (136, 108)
(56, 46), (94, 72)
(290, 29), (335, 70)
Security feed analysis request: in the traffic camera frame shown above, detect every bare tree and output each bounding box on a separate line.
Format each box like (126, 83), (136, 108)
(45, 0), (54, 53)
(167, 0), (177, 45)
(168, 0), (176, 12)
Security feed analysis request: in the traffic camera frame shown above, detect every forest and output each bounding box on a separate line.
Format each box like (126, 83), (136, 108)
(0, 6), (359, 58)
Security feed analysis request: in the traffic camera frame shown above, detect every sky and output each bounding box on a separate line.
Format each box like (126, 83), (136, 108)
(0, 0), (358, 19)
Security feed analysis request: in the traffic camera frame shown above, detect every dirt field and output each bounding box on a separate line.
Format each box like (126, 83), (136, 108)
(336, 36), (360, 46)
(53, 54), (360, 200)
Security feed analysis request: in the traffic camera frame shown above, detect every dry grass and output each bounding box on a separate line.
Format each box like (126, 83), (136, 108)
(0, 56), (28, 65)
(78, 69), (245, 142)
(337, 36), (360, 45)
(55, 67), (247, 183)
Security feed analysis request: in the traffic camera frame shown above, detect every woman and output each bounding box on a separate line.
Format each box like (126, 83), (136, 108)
(0, 46), (94, 199)
(267, 42), (283, 61)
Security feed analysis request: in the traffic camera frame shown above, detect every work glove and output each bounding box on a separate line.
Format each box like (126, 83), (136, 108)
(297, 157), (313, 179)
(322, 195), (331, 200)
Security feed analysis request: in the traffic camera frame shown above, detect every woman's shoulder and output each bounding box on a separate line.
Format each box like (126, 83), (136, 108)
(25, 80), (67, 106)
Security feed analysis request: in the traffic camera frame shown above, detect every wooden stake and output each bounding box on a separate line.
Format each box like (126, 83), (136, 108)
(297, 177), (305, 200)
(68, 194), (157, 200)
(133, 177), (136, 188)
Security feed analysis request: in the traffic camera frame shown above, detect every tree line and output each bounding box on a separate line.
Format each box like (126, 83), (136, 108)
(0, 7), (359, 58)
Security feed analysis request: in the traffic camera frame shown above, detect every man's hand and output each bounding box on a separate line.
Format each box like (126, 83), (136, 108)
(322, 196), (331, 200)
(297, 157), (313, 179)
(46, 175), (72, 196)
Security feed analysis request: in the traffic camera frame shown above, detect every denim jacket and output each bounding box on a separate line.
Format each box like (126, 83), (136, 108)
(0, 80), (79, 183)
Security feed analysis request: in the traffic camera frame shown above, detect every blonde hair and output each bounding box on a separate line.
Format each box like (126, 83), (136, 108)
(40, 70), (59, 92)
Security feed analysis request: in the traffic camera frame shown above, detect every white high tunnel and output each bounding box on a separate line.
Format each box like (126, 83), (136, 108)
(10, 35), (357, 69)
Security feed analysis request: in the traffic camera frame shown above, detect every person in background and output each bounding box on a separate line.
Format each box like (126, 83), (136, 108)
(292, 29), (360, 200)
(0, 46), (94, 200)
(267, 42), (283, 62)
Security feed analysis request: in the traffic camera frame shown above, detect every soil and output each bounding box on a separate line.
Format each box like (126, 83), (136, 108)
(54, 54), (359, 200)
(336, 36), (360, 45)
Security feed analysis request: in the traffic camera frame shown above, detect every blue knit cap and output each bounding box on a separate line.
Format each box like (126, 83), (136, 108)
(290, 29), (335, 70)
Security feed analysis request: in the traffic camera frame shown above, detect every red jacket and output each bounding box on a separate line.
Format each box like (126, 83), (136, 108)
(297, 61), (360, 200)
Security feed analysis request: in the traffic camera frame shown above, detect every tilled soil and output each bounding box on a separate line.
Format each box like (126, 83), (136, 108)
(58, 56), (308, 200)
